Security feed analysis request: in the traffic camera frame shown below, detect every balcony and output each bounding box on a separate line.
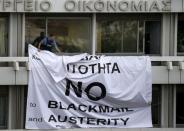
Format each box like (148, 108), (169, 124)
(0, 57), (183, 85)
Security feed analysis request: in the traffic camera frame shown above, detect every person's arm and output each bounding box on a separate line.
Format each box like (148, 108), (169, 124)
(53, 41), (61, 53)
(37, 39), (43, 52)
(37, 38), (46, 52)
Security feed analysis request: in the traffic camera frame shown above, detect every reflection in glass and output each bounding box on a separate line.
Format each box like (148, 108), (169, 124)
(177, 20), (184, 53)
(97, 20), (138, 53)
(152, 85), (161, 127)
(0, 88), (8, 129)
(123, 21), (137, 52)
(47, 19), (90, 53)
(145, 21), (161, 54)
(0, 18), (8, 56)
(176, 85), (184, 126)
(97, 21), (122, 53)
(25, 18), (45, 55)
(139, 21), (144, 53)
(97, 16), (161, 55)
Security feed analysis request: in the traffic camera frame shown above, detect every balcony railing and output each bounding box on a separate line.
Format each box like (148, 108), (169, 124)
(0, 56), (183, 85)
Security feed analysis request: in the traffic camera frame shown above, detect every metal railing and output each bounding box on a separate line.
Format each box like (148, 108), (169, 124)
(0, 56), (183, 70)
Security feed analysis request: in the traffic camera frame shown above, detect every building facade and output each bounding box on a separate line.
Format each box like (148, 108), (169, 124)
(0, 0), (184, 129)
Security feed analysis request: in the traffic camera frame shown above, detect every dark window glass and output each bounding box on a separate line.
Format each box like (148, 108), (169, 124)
(176, 85), (184, 126)
(25, 17), (90, 54)
(97, 20), (138, 53)
(152, 85), (161, 127)
(47, 19), (90, 53)
(0, 87), (8, 129)
(145, 21), (161, 54)
(96, 15), (161, 55)
(25, 18), (46, 56)
(0, 18), (8, 56)
(178, 15), (184, 54)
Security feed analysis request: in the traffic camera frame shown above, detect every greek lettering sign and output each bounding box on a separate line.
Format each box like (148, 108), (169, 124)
(26, 45), (152, 129)
(0, 0), (174, 13)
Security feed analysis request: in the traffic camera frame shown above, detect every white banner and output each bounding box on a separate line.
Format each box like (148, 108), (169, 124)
(26, 45), (152, 129)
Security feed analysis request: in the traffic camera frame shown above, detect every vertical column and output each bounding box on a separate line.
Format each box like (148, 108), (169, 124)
(161, 14), (171, 128)
(9, 13), (25, 56)
(8, 13), (25, 129)
(169, 13), (178, 56)
(161, 85), (169, 127)
(92, 13), (96, 55)
(8, 86), (25, 129)
(9, 14), (18, 56)
(161, 14), (170, 56)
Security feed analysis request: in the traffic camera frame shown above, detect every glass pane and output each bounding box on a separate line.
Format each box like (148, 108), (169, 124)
(152, 85), (161, 127)
(177, 20), (184, 53)
(123, 21), (137, 52)
(0, 88), (8, 129)
(97, 20), (122, 53)
(47, 19), (90, 53)
(176, 85), (184, 126)
(25, 18), (46, 55)
(139, 21), (144, 53)
(145, 21), (161, 55)
(0, 18), (8, 56)
(97, 18), (138, 53)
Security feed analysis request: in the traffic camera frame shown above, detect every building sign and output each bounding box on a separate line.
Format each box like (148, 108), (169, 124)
(64, 0), (171, 12)
(0, 0), (177, 13)
(26, 45), (152, 129)
(0, 0), (52, 12)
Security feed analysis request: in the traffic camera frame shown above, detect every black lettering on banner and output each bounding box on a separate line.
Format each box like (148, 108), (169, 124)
(87, 117), (96, 125)
(77, 117), (85, 124)
(30, 102), (36, 107)
(67, 103), (77, 111)
(48, 115), (57, 122)
(99, 105), (110, 113)
(78, 104), (87, 112)
(106, 63), (111, 73)
(88, 105), (98, 112)
(78, 65), (88, 74)
(48, 101), (58, 108)
(98, 63), (106, 73)
(85, 82), (106, 101)
(121, 118), (129, 125)
(107, 119), (111, 125)
(28, 117), (42, 122)
(111, 118), (119, 125)
(125, 107), (134, 112)
(47, 115), (130, 126)
(65, 79), (82, 97)
(69, 117), (77, 124)
(58, 116), (67, 122)
(65, 79), (106, 101)
(112, 62), (120, 73)
(32, 54), (40, 60)
(111, 107), (121, 112)
(88, 63), (97, 73)
(97, 118), (106, 125)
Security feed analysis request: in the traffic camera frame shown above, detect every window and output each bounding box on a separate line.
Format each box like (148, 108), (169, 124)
(47, 18), (90, 53)
(0, 87), (8, 129)
(177, 14), (184, 55)
(176, 85), (184, 127)
(152, 85), (161, 127)
(0, 17), (8, 56)
(25, 18), (46, 56)
(25, 16), (91, 54)
(145, 21), (161, 54)
(96, 14), (161, 55)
